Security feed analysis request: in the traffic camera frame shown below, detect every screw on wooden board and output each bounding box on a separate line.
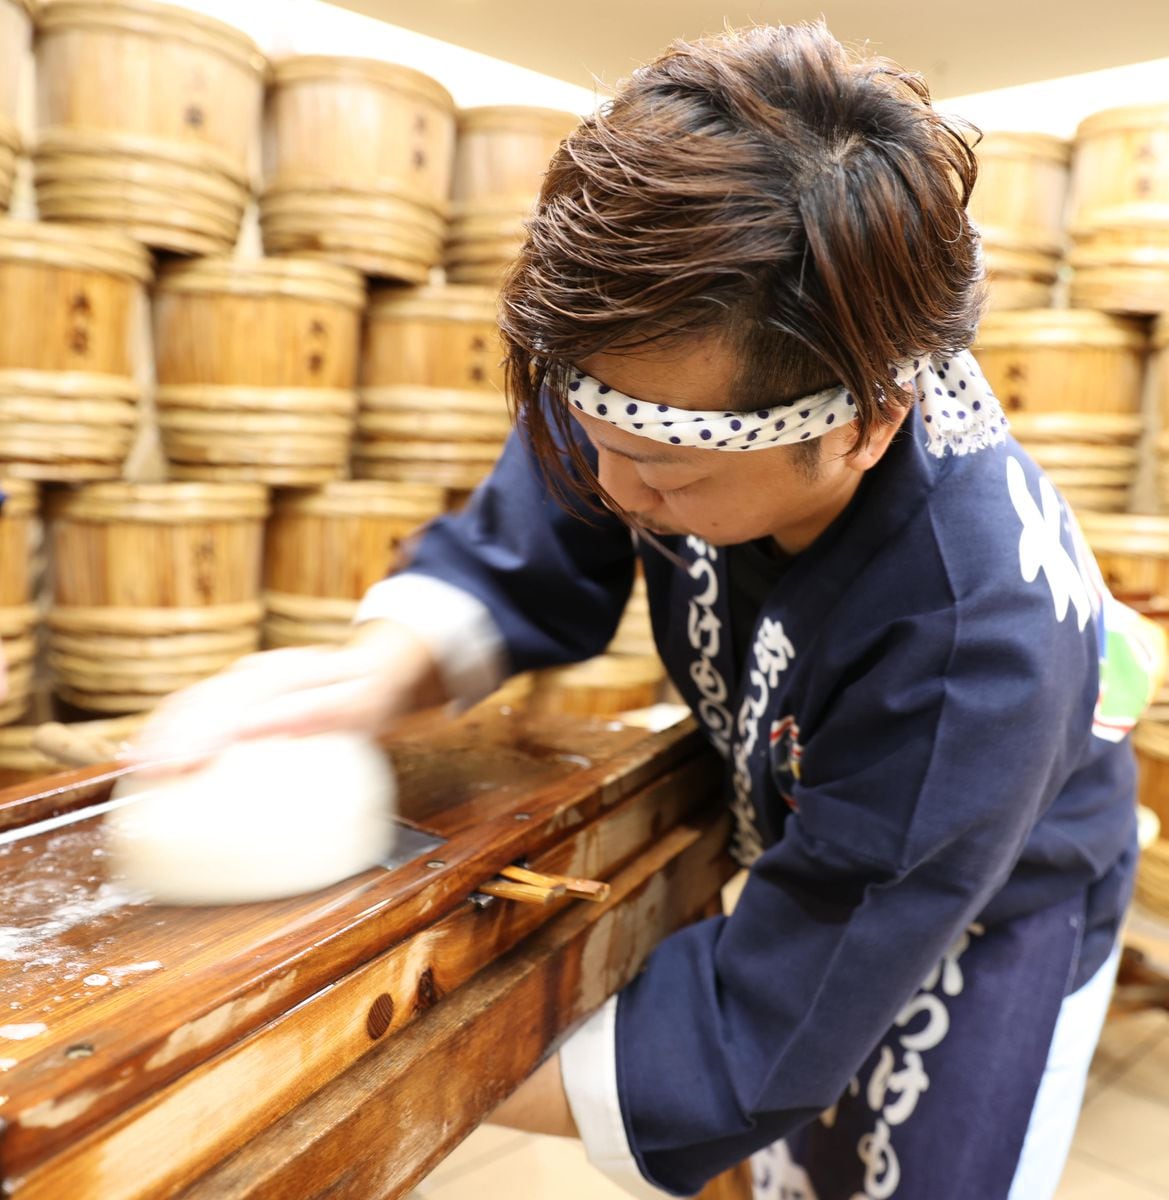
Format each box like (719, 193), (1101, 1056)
(366, 994), (395, 1040)
(513, 812), (531, 821)
(426, 860), (445, 869)
(65, 1042), (94, 1059)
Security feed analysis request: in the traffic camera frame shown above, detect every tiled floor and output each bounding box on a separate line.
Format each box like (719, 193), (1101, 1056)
(414, 902), (1169, 1198)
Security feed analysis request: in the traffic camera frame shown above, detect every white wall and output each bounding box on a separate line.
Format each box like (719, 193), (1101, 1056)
(939, 56), (1169, 138)
(176, 0), (600, 114)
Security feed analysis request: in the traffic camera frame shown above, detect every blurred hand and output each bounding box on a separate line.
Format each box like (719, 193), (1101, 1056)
(128, 619), (448, 772)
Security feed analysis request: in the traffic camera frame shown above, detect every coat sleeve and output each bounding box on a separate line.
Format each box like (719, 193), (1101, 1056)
(596, 594), (1120, 1194)
(361, 419), (638, 684)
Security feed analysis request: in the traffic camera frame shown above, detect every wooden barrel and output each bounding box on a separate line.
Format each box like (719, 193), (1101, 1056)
(46, 483), (268, 712)
(362, 285), (503, 390)
(444, 107), (576, 285)
(1077, 513), (1169, 627)
(356, 284), (510, 491)
(260, 57), (455, 281)
(973, 310), (1148, 416)
(262, 481), (446, 647)
(0, 221), (150, 480)
(1069, 216), (1169, 315)
(0, 121), (18, 214)
(971, 132), (1070, 255)
(1069, 103), (1169, 236)
(33, 0), (265, 255)
(0, 478), (37, 725)
(154, 257), (365, 484)
(1135, 718), (1169, 833)
(527, 654), (666, 717)
(451, 106), (578, 208)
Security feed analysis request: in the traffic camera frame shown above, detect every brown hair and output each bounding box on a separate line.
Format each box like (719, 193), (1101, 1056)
(498, 21), (984, 502)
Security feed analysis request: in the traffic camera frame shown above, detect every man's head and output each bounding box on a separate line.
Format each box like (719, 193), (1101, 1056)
(497, 22), (983, 547)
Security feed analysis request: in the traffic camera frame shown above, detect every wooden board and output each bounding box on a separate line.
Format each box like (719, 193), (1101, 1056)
(0, 705), (727, 1196)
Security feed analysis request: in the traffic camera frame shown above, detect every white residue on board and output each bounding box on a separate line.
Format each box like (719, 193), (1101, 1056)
(0, 1058), (17, 1070)
(0, 1023), (47, 1040)
(83, 974), (109, 987)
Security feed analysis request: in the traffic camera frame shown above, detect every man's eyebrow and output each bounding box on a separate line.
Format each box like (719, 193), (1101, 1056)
(590, 440), (689, 466)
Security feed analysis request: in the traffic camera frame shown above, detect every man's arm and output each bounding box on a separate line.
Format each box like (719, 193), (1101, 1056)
(487, 1053), (579, 1137)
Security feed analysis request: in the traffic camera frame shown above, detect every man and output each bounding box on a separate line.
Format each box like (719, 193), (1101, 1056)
(137, 23), (1163, 1199)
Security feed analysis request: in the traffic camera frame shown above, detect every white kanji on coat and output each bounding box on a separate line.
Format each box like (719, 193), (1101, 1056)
(1006, 456), (1091, 630)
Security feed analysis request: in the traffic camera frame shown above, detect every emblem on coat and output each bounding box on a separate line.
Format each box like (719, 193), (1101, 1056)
(769, 714), (803, 812)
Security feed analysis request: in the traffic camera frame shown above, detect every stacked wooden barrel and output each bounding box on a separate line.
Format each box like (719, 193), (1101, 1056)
(354, 284), (510, 490)
(973, 310), (1147, 512)
(262, 481), (446, 647)
(45, 484), (267, 713)
(0, 221), (151, 481)
(260, 57), (455, 282)
(444, 106), (579, 285)
(153, 258), (365, 484)
(969, 132), (1071, 311)
(0, 479), (38, 725)
(0, 0), (31, 212)
(32, 0), (265, 256)
(607, 570), (656, 658)
(1154, 317), (1169, 509)
(1067, 103), (1169, 316)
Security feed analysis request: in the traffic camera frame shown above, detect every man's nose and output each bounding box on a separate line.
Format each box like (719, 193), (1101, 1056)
(595, 448), (657, 510)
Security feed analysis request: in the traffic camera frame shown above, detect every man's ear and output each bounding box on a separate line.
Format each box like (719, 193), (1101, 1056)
(844, 403), (913, 472)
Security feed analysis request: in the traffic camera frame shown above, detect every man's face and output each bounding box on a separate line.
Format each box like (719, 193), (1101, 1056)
(573, 336), (904, 553)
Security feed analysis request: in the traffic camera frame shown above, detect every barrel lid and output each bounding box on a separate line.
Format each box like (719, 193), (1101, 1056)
(0, 219), (152, 281)
(0, 478), (37, 515)
(975, 130), (1071, 165)
(973, 308), (1149, 350)
(273, 480), (447, 520)
(456, 106), (581, 137)
(156, 256), (366, 310)
(36, 0), (267, 78)
(270, 55), (454, 114)
(368, 283), (498, 322)
(48, 482), (269, 522)
(1076, 103), (1169, 141)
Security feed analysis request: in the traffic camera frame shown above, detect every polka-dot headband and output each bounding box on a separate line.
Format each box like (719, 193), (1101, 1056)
(565, 349), (1007, 458)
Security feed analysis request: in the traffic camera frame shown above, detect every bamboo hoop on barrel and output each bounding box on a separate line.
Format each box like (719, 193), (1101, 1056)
(262, 613), (352, 650)
(1006, 412), (1143, 444)
(156, 384), (357, 416)
(0, 122), (19, 212)
(0, 606), (38, 638)
(48, 602), (264, 636)
(168, 463), (343, 486)
(48, 627), (257, 659)
(351, 457), (495, 490)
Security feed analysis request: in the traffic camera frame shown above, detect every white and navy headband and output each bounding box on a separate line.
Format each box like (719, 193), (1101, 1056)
(564, 350), (1006, 458)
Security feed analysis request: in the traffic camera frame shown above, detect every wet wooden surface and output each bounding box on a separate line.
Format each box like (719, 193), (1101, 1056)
(0, 705), (726, 1196)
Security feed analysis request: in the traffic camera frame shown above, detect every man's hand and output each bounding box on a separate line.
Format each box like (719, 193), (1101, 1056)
(128, 619), (449, 771)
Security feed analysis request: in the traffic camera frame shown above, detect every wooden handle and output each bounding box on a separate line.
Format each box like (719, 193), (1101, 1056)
(477, 878), (565, 906)
(499, 863), (610, 903)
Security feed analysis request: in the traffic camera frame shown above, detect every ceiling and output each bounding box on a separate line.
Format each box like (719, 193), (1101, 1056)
(326, 0), (1169, 101)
